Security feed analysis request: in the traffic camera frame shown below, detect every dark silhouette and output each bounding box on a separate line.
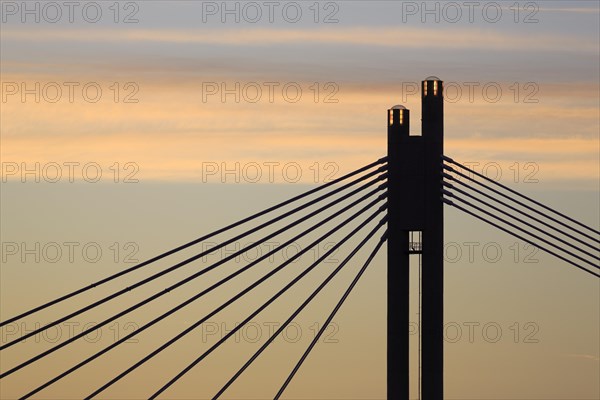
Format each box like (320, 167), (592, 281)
(1, 76), (598, 400)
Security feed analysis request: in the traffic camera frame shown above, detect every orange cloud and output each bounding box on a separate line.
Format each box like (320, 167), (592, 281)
(3, 26), (596, 52)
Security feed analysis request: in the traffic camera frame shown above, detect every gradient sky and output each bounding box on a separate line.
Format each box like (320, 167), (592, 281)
(1, 1), (599, 399)
(1, 0), (599, 185)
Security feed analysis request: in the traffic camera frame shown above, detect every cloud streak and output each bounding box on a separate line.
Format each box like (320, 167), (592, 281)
(3, 26), (596, 53)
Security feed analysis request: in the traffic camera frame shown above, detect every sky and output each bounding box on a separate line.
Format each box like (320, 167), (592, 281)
(1, 1), (599, 399)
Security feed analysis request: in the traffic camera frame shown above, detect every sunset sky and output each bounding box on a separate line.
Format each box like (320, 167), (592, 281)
(1, 1), (599, 399)
(2, 0), (599, 185)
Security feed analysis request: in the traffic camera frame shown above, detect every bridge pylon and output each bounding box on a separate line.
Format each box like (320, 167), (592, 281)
(387, 76), (444, 399)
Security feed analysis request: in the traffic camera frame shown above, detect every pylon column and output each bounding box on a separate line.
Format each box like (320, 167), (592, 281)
(421, 77), (444, 399)
(387, 105), (411, 400)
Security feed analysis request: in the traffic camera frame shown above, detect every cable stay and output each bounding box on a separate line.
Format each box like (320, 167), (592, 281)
(442, 195), (600, 278)
(5, 179), (387, 382)
(19, 188), (387, 399)
(85, 202), (388, 399)
(274, 230), (387, 400)
(213, 226), (387, 399)
(443, 156), (600, 243)
(442, 171), (599, 254)
(0, 157), (388, 328)
(442, 181), (599, 265)
(149, 212), (388, 399)
(1, 167), (388, 353)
